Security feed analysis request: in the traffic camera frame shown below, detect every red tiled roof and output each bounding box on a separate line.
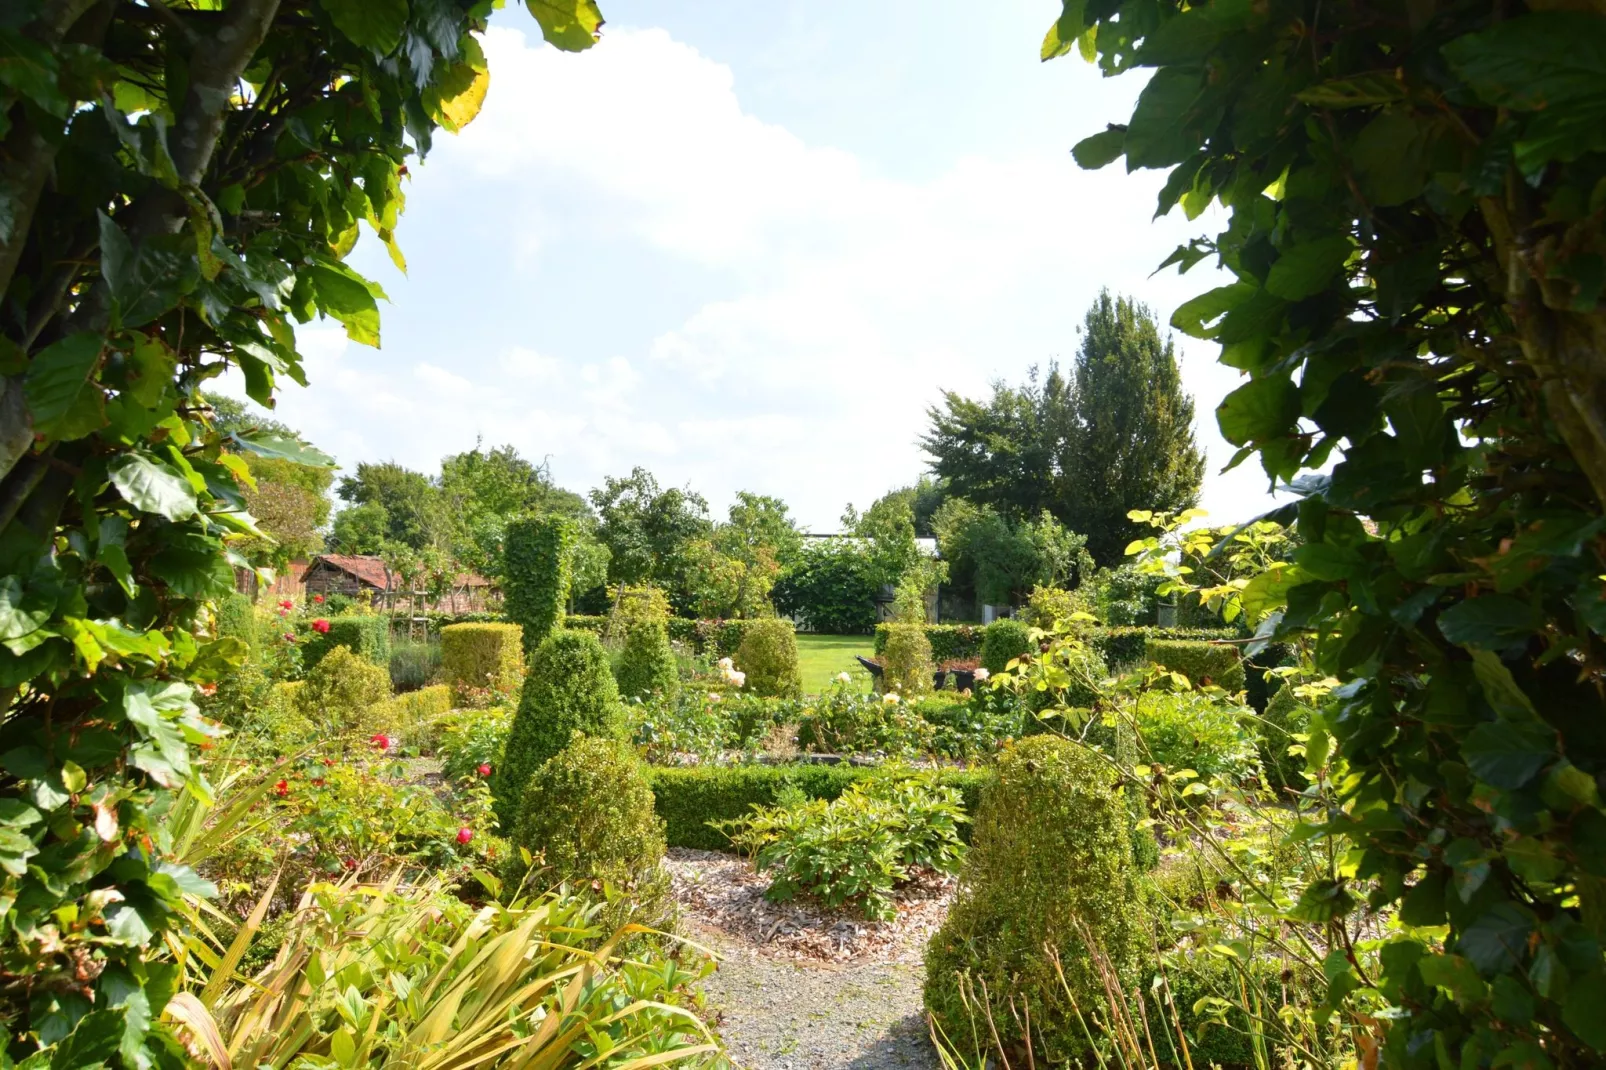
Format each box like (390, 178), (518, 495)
(311, 554), (493, 590)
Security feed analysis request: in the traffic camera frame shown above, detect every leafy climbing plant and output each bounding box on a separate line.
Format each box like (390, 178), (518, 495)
(1047, 2), (1606, 1066)
(0, 0), (604, 1060)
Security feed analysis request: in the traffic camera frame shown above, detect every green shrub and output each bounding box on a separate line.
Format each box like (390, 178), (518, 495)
(615, 618), (679, 700)
(242, 681), (316, 754)
(648, 764), (991, 852)
(980, 618), (1032, 674)
(1085, 626), (1237, 670)
(880, 623), (935, 697)
(925, 735), (1148, 1064)
(564, 614), (609, 637)
(206, 592), (268, 722)
(298, 645), (393, 736)
(1133, 690), (1257, 781)
(493, 629), (624, 829)
(1145, 638), (1246, 692)
(302, 614), (391, 670)
(437, 706), (512, 782)
(796, 682), (935, 756)
(733, 618), (802, 699)
(503, 515), (572, 655)
(367, 684), (454, 747)
(1260, 684), (1312, 792)
(388, 637), (441, 693)
(916, 691), (1021, 760)
(717, 771), (967, 920)
(1019, 585), (1087, 631)
(872, 624), (984, 663)
(1018, 641), (1108, 732)
(440, 622), (524, 702)
(504, 736), (670, 928)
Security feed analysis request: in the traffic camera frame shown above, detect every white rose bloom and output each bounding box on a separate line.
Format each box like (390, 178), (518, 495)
(717, 657), (734, 671)
(731, 671), (746, 687)
(708, 692), (722, 702)
(974, 668), (990, 681)
(882, 692), (900, 704)
(835, 672), (851, 684)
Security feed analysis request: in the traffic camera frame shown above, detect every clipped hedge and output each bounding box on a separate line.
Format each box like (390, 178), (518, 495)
(368, 684), (454, 744)
(566, 615), (749, 657)
(440, 622), (524, 699)
(880, 623), (935, 697)
(1088, 626), (1235, 669)
(648, 764), (991, 852)
(980, 619), (1033, 675)
(616, 618), (679, 700)
(503, 515), (572, 655)
(298, 645), (392, 735)
(873, 624), (984, 663)
(1144, 638), (1246, 692)
(301, 614), (390, 669)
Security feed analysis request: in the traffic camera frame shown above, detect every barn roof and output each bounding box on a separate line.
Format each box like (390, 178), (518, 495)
(311, 554), (493, 589)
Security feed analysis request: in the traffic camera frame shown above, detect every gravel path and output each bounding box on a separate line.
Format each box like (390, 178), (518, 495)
(667, 849), (946, 1070)
(693, 924), (939, 1070)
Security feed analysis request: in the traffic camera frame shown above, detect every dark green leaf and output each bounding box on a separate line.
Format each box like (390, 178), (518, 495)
(1460, 903), (1533, 975)
(318, 0), (409, 55)
(1463, 721), (1555, 790)
(1171, 282), (1253, 339)
(0, 30), (69, 117)
(1443, 14), (1606, 114)
(25, 332), (105, 441)
(1040, 0), (1087, 61)
(1072, 125), (1126, 170)
(227, 430), (335, 468)
(1296, 71), (1406, 110)
(1562, 972), (1606, 1051)
(1126, 68), (1208, 170)
(1418, 953), (1488, 1003)
(1438, 595), (1542, 653)
(1265, 236), (1353, 300)
(1352, 110), (1426, 207)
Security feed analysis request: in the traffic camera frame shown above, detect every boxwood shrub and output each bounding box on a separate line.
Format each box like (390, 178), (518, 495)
(440, 622), (524, 700)
(616, 618), (679, 700)
(1087, 626), (1235, 669)
(733, 618), (803, 699)
(873, 624), (984, 663)
(980, 618), (1033, 675)
(301, 613), (390, 670)
(1144, 638), (1246, 692)
(648, 764), (991, 852)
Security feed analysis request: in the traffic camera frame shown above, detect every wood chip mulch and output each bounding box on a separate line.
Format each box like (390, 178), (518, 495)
(665, 847), (954, 965)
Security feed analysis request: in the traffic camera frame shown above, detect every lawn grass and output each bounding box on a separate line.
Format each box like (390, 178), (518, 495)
(795, 633), (876, 696)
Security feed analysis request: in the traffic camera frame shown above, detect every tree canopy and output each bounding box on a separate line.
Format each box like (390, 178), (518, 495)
(921, 292), (1202, 564)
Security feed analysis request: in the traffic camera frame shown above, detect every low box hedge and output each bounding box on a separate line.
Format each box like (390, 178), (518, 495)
(1086, 626), (1237, 668)
(873, 624), (985, 663)
(440, 622), (524, 698)
(647, 763), (992, 852)
(301, 614), (390, 669)
(565, 615), (768, 658)
(1144, 638), (1247, 692)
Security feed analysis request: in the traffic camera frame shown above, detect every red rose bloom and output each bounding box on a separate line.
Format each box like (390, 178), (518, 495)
(477, 763), (492, 777)
(283, 633), (296, 642)
(313, 594), (324, 603)
(456, 827), (473, 845)
(274, 779), (288, 797)
(279, 599), (293, 610)
(369, 733), (391, 751)
(312, 619), (330, 634)
(343, 858), (356, 871)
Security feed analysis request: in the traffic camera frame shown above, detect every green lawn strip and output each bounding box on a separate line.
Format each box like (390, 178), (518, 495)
(793, 633), (876, 695)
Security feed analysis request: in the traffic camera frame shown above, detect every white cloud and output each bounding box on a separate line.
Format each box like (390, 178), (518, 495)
(237, 23), (1280, 537)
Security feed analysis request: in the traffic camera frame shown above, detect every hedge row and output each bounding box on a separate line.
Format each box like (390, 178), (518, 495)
(565, 615), (775, 658)
(440, 622), (524, 698)
(368, 684), (454, 742)
(870, 623), (1241, 669)
(647, 764), (992, 852)
(301, 614), (391, 669)
(873, 624), (985, 662)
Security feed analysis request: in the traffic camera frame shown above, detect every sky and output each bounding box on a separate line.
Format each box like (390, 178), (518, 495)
(222, 0), (1283, 535)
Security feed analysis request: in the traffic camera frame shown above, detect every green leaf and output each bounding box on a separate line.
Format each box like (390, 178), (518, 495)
(1438, 595), (1542, 653)
(1462, 721), (1555, 789)
(526, 0), (604, 52)
(1040, 0), (1088, 62)
(1352, 110), (1426, 207)
(1265, 237), (1353, 300)
(1418, 953), (1488, 1004)
(108, 453), (198, 522)
(1171, 282), (1254, 339)
(424, 35), (490, 132)
(1072, 125), (1126, 170)
(1217, 375), (1300, 446)
(1443, 14), (1606, 114)
(103, 902), (155, 946)
(1125, 68), (1208, 170)
(227, 430), (335, 468)
(1562, 972), (1606, 1052)
(1288, 877), (1356, 922)
(1459, 903), (1533, 975)
(125, 334), (176, 409)
(25, 332), (105, 440)
(1296, 71), (1406, 110)
(0, 30), (69, 117)
(307, 262), (382, 347)
(318, 0), (409, 55)
(0, 575), (54, 642)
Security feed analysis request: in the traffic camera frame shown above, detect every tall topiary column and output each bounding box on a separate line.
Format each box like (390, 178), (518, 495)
(616, 617), (679, 701)
(492, 629), (623, 829)
(924, 734), (1147, 1064)
(502, 515), (573, 657)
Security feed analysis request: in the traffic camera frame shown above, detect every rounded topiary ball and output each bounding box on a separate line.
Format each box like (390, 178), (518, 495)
(493, 629), (623, 829)
(924, 734), (1148, 1064)
(503, 736), (671, 930)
